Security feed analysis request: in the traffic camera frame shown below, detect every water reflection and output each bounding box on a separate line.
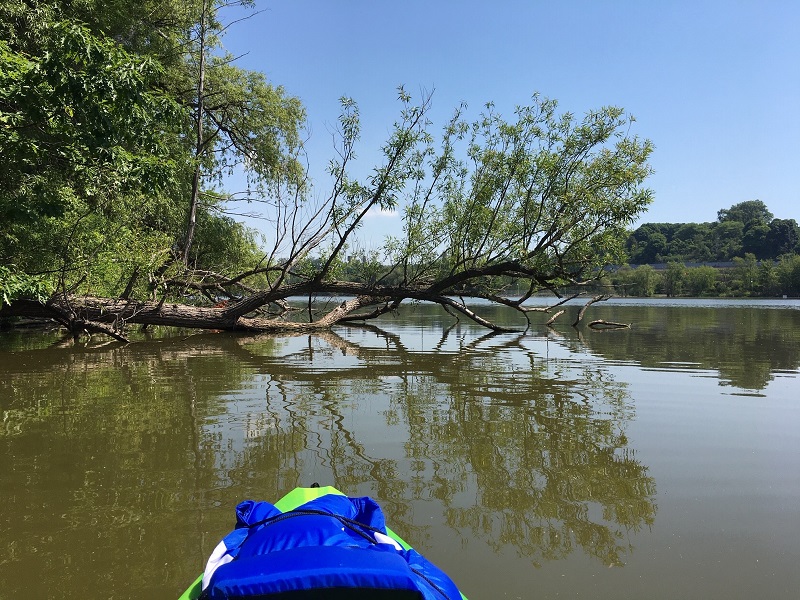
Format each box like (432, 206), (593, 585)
(567, 304), (800, 390)
(0, 335), (347, 598)
(1, 319), (657, 598)
(189, 325), (656, 566)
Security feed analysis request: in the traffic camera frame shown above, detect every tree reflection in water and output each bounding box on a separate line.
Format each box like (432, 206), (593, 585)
(229, 325), (657, 568)
(5, 301), (799, 598)
(0, 322), (657, 599)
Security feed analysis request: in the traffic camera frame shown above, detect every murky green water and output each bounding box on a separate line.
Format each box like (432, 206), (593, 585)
(1, 300), (799, 599)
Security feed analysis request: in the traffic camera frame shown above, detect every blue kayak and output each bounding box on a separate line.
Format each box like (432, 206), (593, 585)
(178, 485), (467, 599)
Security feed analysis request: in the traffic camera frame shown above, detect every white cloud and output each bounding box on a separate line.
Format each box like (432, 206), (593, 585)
(364, 207), (399, 218)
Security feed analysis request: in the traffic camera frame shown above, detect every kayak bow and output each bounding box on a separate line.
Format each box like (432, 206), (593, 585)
(177, 485), (467, 600)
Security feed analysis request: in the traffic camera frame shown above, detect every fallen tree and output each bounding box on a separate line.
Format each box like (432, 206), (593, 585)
(2, 91), (653, 340)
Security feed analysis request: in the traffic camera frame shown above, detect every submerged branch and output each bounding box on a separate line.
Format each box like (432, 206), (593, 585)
(588, 320), (630, 330)
(573, 294), (612, 327)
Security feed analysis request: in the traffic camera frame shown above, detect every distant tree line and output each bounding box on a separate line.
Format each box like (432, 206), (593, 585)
(607, 200), (800, 297)
(606, 256), (800, 298)
(625, 200), (799, 264)
(329, 250), (800, 299)
(330, 200), (800, 299)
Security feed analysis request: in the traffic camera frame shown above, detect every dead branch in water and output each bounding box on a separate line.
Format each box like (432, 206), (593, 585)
(573, 294), (612, 327)
(545, 309), (566, 327)
(588, 320), (630, 330)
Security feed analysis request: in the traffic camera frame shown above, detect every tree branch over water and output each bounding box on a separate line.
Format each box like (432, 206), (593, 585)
(1, 4), (653, 341)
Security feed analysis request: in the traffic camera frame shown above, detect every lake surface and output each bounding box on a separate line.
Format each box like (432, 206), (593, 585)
(1, 299), (799, 599)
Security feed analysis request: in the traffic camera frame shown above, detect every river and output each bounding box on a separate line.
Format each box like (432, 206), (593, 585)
(1, 299), (799, 599)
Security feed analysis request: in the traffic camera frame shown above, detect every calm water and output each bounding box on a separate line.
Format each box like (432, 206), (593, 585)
(1, 300), (799, 599)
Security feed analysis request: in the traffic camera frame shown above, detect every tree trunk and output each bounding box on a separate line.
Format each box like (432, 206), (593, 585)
(1, 295), (377, 335)
(182, 0), (208, 265)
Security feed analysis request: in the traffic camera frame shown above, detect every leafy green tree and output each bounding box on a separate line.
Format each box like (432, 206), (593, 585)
(758, 260), (781, 297)
(730, 254), (759, 296)
(1, 1), (304, 313)
(625, 200), (797, 268)
(714, 200), (771, 261)
(626, 224), (670, 263)
(710, 220), (744, 260)
(0, 11), (178, 224)
(668, 223), (713, 262)
(629, 265), (659, 297)
(766, 218), (800, 258)
(776, 254), (800, 296)
(717, 199), (773, 228)
(662, 262), (685, 297)
(0, 8), (181, 300)
(0, 266), (50, 306)
(609, 265), (633, 297)
(684, 265), (718, 296)
(176, 0), (305, 265)
(741, 223), (771, 258)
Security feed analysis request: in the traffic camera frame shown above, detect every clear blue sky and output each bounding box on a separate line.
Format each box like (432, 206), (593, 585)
(222, 0), (799, 242)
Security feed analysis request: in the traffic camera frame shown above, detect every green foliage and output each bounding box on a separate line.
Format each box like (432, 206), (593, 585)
(718, 199), (773, 228)
(628, 265), (659, 297)
(383, 95), (654, 293)
(662, 262), (685, 297)
(670, 223), (713, 261)
(757, 260), (781, 297)
(0, 0), (304, 304)
(191, 209), (262, 274)
(684, 265), (718, 296)
(193, 55), (305, 190)
(618, 198), (800, 298)
(0, 265), (51, 306)
(627, 200), (799, 264)
(0, 5), (186, 299)
(768, 219), (800, 256)
(712, 220), (744, 259)
(607, 264), (664, 297)
(729, 254), (759, 296)
(0, 17), (179, 227)
(340, 249), (389, 286)
(776, 254), (800, 296)
(607, 258), (800, 299)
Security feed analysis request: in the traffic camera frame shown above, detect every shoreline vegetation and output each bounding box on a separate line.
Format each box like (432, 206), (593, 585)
(598, 256), (800, 299)
(2, 3), (797, 340)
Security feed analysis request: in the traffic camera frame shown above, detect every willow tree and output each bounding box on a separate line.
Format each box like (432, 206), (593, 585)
(3, 84), (654, 339)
